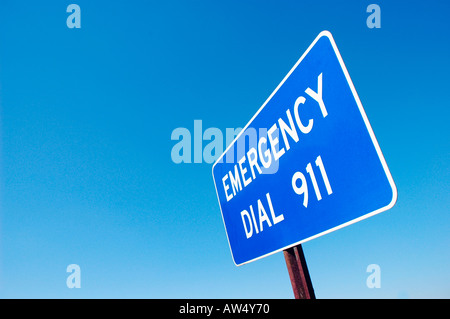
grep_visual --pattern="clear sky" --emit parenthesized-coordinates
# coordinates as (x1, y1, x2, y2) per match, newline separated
(0, 0, 448, 298)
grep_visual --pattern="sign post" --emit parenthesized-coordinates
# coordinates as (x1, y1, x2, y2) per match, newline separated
(284, 244, 315, 299)
(212, 30, 397, 295)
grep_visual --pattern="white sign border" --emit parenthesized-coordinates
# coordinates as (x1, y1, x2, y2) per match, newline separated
(212, 30, 398, 266)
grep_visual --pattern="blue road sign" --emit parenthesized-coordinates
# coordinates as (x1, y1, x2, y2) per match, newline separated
(212, 31, 397, 266)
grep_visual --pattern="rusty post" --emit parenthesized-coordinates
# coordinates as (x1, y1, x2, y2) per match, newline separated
(283, 244, 315, 299)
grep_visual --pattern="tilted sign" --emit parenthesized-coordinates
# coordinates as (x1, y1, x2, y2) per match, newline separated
(212, 31, 397, 266)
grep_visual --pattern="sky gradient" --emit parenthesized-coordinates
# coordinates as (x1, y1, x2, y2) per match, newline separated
(0, 0, 449, 298)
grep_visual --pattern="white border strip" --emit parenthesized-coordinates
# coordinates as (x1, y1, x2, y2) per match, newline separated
(212, 31, 398, 266)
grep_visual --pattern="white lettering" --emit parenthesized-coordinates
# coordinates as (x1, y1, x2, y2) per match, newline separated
(278, 109, 299, 151)
(294, 96, 313, 134)
(305, 73, 328, 117)
(222, 174, 233, 201)
(241, 210, 253, 239)
(267, 124, 285, 161)
(238, 156, 252, 187)
(229, 165, 242, 196)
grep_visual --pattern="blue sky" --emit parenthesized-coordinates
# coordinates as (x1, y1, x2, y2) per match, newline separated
(0, 0, 449, 298)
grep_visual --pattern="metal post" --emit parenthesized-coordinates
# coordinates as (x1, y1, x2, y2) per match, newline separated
(283, 244, 315, 299)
